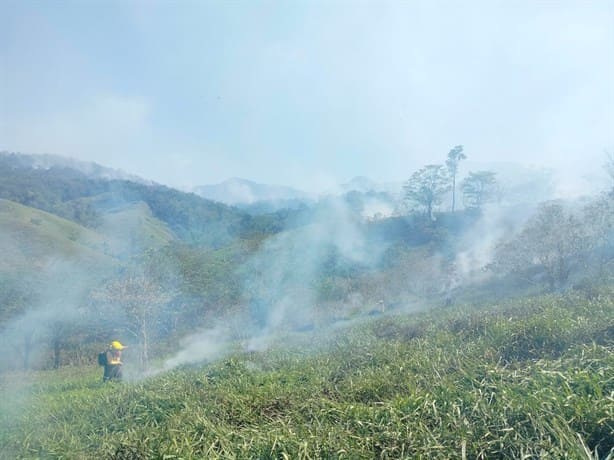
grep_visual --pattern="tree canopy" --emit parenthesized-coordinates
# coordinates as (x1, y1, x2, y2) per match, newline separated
(403, 164, 451, 220)
(461, 170, 498, 210)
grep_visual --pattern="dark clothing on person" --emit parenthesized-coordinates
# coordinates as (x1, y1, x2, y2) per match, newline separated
(103, 349, 123, 382)
(103, 363, 122, 381)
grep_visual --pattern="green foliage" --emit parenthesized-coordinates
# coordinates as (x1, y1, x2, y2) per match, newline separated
(582, 193, 614, 276)
(0, 156, 255, 247)
(2, 153, 613, 458)
(153, 242, 250, 296)
(0, 199, 115, 267)
(403, 165, 451, 220)
(461, 170, 498, 210)
(494, 202, 588, 290)
(1, 291, 612, 459)
(0, 157, 106, 228)
(95, 201, 176, 257)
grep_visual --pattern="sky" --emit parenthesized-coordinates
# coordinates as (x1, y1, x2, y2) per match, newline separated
(1, 0, 613, 193)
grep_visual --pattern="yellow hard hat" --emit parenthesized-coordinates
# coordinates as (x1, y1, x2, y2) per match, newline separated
(110, 341, 126, 350)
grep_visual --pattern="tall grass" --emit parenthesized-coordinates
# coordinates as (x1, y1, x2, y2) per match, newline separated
(1, 291, 612, 459)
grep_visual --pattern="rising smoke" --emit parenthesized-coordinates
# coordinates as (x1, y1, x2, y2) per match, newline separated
(152, 196, 381, 373)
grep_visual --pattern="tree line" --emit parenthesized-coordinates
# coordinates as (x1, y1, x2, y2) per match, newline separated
(402, 145, 500, 220)
(1, 150, 612, 372)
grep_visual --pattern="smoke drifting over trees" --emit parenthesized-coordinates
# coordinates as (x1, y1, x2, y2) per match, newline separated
(0, 150, 611, 377)
(1, 2, 612, 455)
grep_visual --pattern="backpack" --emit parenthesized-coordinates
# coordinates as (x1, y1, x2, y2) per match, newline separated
(98, 351, 107, 366)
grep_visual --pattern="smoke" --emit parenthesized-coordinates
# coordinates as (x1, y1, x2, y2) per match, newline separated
(452, 201, 539, 291)
(4, 158, 604, 386)
(361, 195, 396, 220)
(213, 179, 258, 204)
(0, 257, 97, 370)
(162, 326, 229, 369)
(156, 189, 552, 376)
(139, 324, 233, 379)
(155, 196, 379, 371)
(0, 253, 101, 442)
(244, 197, 371, 345)
(0, 192, 170, 375)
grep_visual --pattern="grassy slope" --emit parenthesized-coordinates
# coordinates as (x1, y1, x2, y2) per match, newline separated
(0, 199, 115, 271)
(1, 291, 612, 459)
(0, 198, 175, 270)
(95, 200, 176, 257)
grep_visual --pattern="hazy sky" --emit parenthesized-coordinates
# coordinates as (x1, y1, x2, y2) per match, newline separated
(1, 0, 612, 192)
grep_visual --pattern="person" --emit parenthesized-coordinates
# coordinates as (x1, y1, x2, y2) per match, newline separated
(103, 341, 127, 382)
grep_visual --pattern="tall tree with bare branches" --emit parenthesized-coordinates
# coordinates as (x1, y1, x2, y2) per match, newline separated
(96, 271, 171, 370)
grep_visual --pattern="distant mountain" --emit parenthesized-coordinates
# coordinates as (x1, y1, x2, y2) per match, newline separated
(340, 176, 402, 196)
(192, 176, 405, 218)
(193, 178, 312, 206)
(340, 176, 379, 194)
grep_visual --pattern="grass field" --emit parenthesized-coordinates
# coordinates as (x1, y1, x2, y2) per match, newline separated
(0, 199, 114, 270)
(0, 198, 177, 269)
(1, 290, 612, 459)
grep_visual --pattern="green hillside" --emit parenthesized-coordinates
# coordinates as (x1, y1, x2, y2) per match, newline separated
(0, 198, 182, 326)
(1, 291, 611, 459)
(0, 155, 253, 246)
(0, 197, 182, 265)
(0, 199, 115, 271)
(94, 199, 177, 257)
(0, 154, 612, 458)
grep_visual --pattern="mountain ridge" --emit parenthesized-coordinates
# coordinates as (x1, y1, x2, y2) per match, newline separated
(0, 150, 151, 184)
(192, 177, 311, 205)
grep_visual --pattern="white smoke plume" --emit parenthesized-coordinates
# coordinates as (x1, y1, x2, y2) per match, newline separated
(155, 196, 378, 371)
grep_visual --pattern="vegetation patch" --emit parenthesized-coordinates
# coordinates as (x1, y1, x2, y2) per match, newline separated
(1, 292, 612, 459)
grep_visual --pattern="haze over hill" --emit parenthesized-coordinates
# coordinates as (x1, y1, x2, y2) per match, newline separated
(1, 151, 612, 457)
(1, 150, 611, 361)
(193, 177, 311, 205)
(0, 151, 150, 185)
(4, 149, 606, 213)
(2, 2, 611, 191)
(190, 161, 596, 213)
(0, 2, 613, 457)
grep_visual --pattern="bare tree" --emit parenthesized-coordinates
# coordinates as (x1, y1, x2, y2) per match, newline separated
(96, 271, 171, 370)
